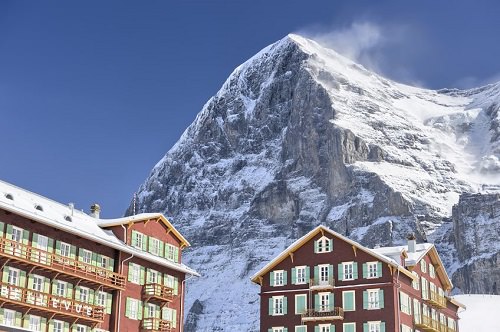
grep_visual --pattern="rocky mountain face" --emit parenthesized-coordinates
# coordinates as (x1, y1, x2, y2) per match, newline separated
(126, 35, 500, 331)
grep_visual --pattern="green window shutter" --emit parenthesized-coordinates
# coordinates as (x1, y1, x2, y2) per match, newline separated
(283, 296, 288, 314)
(148, 237, 153, 254)
(89, 289, 95, 304)
(173, 277, 179, 295)
(155, 304, 161, 318)
(0, 221, 4, 236)
(125, 298, 131, 318)
(128, 263, 134, 281)
(314, 294, 319, 311)
(283, 270, 288, 286)
(291, 268, 296, 284)
(159, 240, 164, 257)
(268, 298, 273, 315)
(363, 291, 368, 309)
(70, 245, 76, 260)
(379, 289, 385, 308)
(15, 311, 22, 327)
(172, 308, 177, 327)
(329, 264, 333, 280)
(131, 230, 138, 246)
(329, 238, 333, 251)
(75, 287, 81, 301)
(6, 224, 13, 239)
(96, 254, 103, 268)
(0, 309, 3, 325)
(305, 266, 310, 282)
(108, 258, 115, 271)
(296, 295, 306, 314)
(32, 233, 39, 247)
(138, 301, 143, 320)
(146, 269, 151, 284)
(329, 292, 334, 309)
(64, 322, 70, 332)
(2, 267, 9, 283)
(107, 293, 113, 314)
(338, 263, 343, 281)
(377, 262, 383, 277)
(77, 249, 83, 262)
(23, 315, 30, 329)
(353, 263, 358, 279)
(51, 281, 58, 295)
(22, 229, 29, 245)
(270, 272, 275, 286)
(380, 322, 386, 332)
(315, 326, 320, 332)
(363, 323, 369, 332)
(362, 263, 367, 278)
(314, 265, 319, 283)
(344, 292, 354, 311)
(331, 324, 335, 332)
(44, 277, 50, 293)
(140, 266, 146, 285)
(284, 328, 288, 332)
(48, 320, 54, 332)
(55, 241, 61, 255)
(19, 270, 26, 287)
(268, 329, 273, 332)
(142, 235, 148, 251)
(27, 275, 34, 290)
(66, 283, 73, 299)
(174, 247, 179, 263)
(47, 237, 54, 252)
(314, 240, 318, 253)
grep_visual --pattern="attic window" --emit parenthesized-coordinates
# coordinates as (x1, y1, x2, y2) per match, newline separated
(35, 204, 44, 212)
(5, 193, 13, 200)
(64, 215, 72, 222)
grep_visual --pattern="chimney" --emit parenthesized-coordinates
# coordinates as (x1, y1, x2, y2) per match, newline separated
(407, 233, 416, 253)
(90, 203, 101, 219)
(68, 203, 74, 216)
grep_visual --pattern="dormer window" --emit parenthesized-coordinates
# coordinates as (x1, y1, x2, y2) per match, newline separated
(5, 193, 13, 200)
(64, 215, 72, 222)
(314, 236, 333, 253)
(35, 204, 43, 212)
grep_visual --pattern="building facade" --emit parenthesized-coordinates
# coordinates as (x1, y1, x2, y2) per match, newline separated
(0, 179, 199, 332)
(251, 226, 464, 332)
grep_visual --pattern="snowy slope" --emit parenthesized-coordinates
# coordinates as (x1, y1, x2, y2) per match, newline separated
(454, 294, 500, 331)
(129, 34, 500, 331)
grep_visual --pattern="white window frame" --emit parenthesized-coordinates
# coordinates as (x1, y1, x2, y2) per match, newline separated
(59, 242, 71, 257)
(343, 322, 356, 332)
(429, 264, 436, 278)
(81, 249, 92, 264)
(149, 238, 161, 256)
(420, 259, 427, 273)
(129, 298, 139, 319)
(79, 286, 89, 303)
(55, 280, 66, 297)
(400, 291, 411, 315)
(274, 270, 284, 286)
(3, 308, 15, 326)
(29, 315, 41, 331)
(318, 292, 330, 312)
(53, 320, 64, 332)
(316, 236, 332, 253)
(7, 267, 20, 286)
(147, 303, 156, 318)
(272, 296, 284, 315)
(96, 291, 107, 307)
(343, 262, 354, 280)
(76, 325, 87, 332)
(367, 261, 378, 278)
(295, 326, 307, 332)
(368, 321, 381, 332)
(319, 324, 331, 332)
(133, 232, 144, 249)
(272, 328, 285, 332)
(130, 263, 141, 284)
(148, 269, 160, 284)
(295, 266, 306, 284)
(295, 294, 307, 315)
(318, 264, 330, 283)
(165, 244, 176, 261)
(367, 289, 380, 310)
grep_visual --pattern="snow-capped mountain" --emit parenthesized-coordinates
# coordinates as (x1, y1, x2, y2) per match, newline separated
(126, 34, 500, 331)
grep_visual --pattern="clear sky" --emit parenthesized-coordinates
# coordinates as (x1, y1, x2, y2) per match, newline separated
(2, 1, 500, 218)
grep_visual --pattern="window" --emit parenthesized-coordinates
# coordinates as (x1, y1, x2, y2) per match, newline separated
(147, 303, 156, 318)
(429, 264, 436, 278)
(7, 267, 19, 286)
(365, 261, 380, 278)
(76, 325, 87, 332)
(10, 226, 23, 256)
(272, 328, 285, 332)
(270, 296, 286, 315)
(165, 244, 178, 262)
(400, 324, 412, 332)
(147, 269, 160, 284)
(129, 263, 142, 284)
(53, 320, 64, 332)
(366, 321, 382, 332)
(3, 309, 15, 326)
(55, 281, 66, 297)
(343, 290, 355, 311)
(295, 294, 307, 315)
(132, 231, 145, 249)
(343, 322, 356, 332)
(318, 292, 330, 312)
(399, 291, 411, 315)
(96, 291, 107, 307)
(149, 237, 162, 256)
(412, 272, 420, 290)
(315, 236, 332, 253)
(100, 255, 109, 269)
(341, 262, 355, 280)
(295, 326, 307, 332)
(80, 249, 92, 264)
(126, 298, 142, 320)
(318, 324, 332, 332)
(421, 277, 429, 299)
(59, 242, 71, 257)
(79, 286, 89, 302)
(448, 317, 456, 330)
(294, 266, 307, 284)
(31, 275, 43, 292)
(29, 315, 41, 331)
(420, 259, 427, 273)
(366, 289, 383, 309)
(413, 299, 422, 324)
(272, 270, 285, 286)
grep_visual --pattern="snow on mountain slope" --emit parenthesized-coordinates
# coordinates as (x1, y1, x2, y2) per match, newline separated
(129, 34, 500, 331)
(454, 294, 500, 331)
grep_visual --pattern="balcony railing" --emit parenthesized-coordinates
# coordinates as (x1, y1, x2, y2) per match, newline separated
(0, 281, 104, 325)
(0, 237, 125, 289)
(427, 291, 447, 308)
(143, 283, 174, 303)
(414, 315, 440, 332)
(309, 277, 335, 290)
(141, 318, 172, 332)
(301, 307, 344, 322)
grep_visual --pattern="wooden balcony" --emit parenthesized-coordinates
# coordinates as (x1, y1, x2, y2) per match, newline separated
(426, 291, 447, 308)
(0, 237, 125, 290)
(301, 307, 344, 322)
(141, 318, 172, 332)
(142, 283, 174, 304)
(0, 281, 104, 327)
(309, 277, 335, 290)
(414, 315, 440, 332)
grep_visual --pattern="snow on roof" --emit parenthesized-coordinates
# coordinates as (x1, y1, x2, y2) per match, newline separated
(372, 243, 434, 266)
(0, 179, 199, 277)
(251, 225, 416, 283)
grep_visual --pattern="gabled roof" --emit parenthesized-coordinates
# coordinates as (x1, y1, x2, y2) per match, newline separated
(251, 225, 416, 283)
(97, 214, 190, 248)
(0, 179, 199, 277)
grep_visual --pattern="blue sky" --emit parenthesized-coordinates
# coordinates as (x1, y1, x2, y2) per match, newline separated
(2, 1, 500, 217)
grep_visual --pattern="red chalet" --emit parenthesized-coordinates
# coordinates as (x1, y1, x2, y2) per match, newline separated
(0, 179, 199, 332)
(251, 225, 465, 332)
